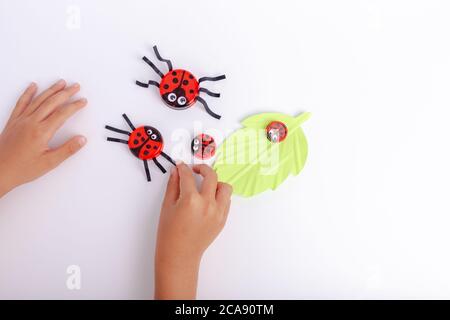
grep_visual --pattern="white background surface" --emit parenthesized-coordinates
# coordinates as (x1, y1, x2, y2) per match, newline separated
(0, 0, 450, 299)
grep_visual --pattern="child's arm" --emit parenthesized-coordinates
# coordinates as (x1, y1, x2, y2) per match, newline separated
(155, 163, 232, 300)
(0, 80, 87, 197)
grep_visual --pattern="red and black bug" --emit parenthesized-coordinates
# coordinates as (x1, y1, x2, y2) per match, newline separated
(136, 46, 225, 120)
(266, 121, 288, 143)
(191, 134, 216, 160)
(105, 114, 175, 182)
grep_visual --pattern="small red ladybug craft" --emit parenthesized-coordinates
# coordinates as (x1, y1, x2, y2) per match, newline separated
(191, 134, 216, 160)
(136, 46, 226, 120)
(105, 114, 175, 182)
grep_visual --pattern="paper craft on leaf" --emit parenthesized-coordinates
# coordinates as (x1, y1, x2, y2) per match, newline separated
(105, 114, 175, 182)
(213, 112, 310, 197)
(136, 46, 226, 120)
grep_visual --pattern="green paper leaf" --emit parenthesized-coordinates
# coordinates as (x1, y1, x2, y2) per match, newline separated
(213, 112, 310, 197)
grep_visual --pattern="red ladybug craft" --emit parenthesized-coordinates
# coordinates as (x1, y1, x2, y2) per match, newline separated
(266, 121, 288, 143)
(105, 114, 175, 182)
(136, 46, 226, 120)
(191, 134, 216, 160)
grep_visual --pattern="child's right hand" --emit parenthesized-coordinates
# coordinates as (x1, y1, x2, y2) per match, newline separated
(0, 80, 87, 197)
(155, 163, 233, 299)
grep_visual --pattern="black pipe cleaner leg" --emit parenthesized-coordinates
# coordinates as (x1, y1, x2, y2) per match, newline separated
(198, 75, 226, 83)
(153, 158, 167, 174)
(122, 114, 136, 130)
(136, 80, 160, 88)
(196, 96, 221, 120)
(107, 137, 128, 144)
(160, 152, 176, 166)
(199, 87, 221, 98)
(142, 56, 164, 78)
(105, 125, 131, 136)
(153, 46, 173, 72)
(143, 160, 151, 182)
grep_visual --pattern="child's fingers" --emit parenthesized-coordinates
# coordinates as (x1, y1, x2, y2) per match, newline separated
(163, 166, 180, 205)
(222, 197, 232, 222)
(45, 135, 87, 169)
(10, 83, 37, 120)
(45, 98, 87, 134)
(177, 162, 197, 196)
(33, 83, 80, 121)
(216, 182, 233, 212)
(25, 79, 66, 116)
(193, 164, 218, 199)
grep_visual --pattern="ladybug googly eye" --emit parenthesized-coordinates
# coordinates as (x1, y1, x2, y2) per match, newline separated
(151, 134, 157, 140)
(147, 129, 153, 135)
(193, 139, 200, 145)
(168, 93, 177, 103)
(193, 145, 199, 151)
(268, 129, 280, 142)
(177, 96, 187, 106)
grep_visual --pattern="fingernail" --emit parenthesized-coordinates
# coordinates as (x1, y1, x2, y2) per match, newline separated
(78, 136, 87, 147)
(56, 79, 65, 85)
(72, 83, 80, 89)
(80, 98, 88, 104)
(176, 160, 184, 166)
(29, 82, 36, 88)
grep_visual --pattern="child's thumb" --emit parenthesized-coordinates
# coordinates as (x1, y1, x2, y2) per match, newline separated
(163, 166, 180, 205)
(46, 135, 87, 169)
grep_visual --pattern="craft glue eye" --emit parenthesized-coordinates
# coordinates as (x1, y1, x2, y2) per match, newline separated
(271, 133, 279, 142)
(168, 93, 177, 102)
(178, 96, 187, 105)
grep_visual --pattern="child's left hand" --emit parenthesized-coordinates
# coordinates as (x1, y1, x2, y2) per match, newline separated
(0, 80, 87, 197)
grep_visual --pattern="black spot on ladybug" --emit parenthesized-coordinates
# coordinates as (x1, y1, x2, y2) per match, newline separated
(183, 80, 189, 85)
(144, 151, 149, 156)
(137, 133, 141, 137)
(190, 89, 194, 94)
(173, 78, 179, 84)
(146, 145, 150, 149)
(153, 146, 158, 150)
(163, 84, 169, 89)
(141, 137, 145, 142)
(133, 139, 139, 144)
(189, 74, 193, 79)
(172, 71, 177, 76)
